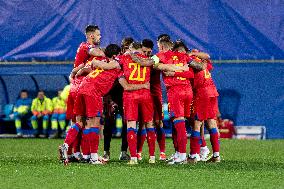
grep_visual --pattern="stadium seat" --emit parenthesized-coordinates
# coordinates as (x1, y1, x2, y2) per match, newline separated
(1, 104, 14, 121)
(32, 75, 68, 98)
(1, 75, 37, 104)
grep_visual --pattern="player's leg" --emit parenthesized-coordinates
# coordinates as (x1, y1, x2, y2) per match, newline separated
(103, 112, 112, 162)
(123, 94, 138, 164)
(167, 88, 187, 164)
(137, 121, 146, 161)
(86, 116, 103, 164)
(200, 122, 210, 161)
(141, 94, 156, 163)
(205, 97, 220, 163)
(60, 93, 85, 164)
(153, 95, 166, 160)
(188, 120, 202, 163)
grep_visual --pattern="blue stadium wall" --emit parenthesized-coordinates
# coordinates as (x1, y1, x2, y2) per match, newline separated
(0, 0, 283, 61)
(0, 63, 283, 139)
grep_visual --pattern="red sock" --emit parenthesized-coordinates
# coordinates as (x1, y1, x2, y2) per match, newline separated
(156, 127, 166, 153)
(89, 127, 100, 154)
(190, 131, 201, 155)
(64, 123, 81, 147)
(73, 132, 82, 153)
(67, 144, 73, 155)
(209, 128, 220, 153)
(137, 129, 146, 153)
(201, 136, 207, 147)
(127, 128, 137, 158)
(172, 126, 179, 152)
(174, 120, 187, 153)
(146, 128, 156, 156)
(81, 128, 90, 157)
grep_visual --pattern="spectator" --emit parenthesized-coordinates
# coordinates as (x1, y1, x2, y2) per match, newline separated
(217, 114, 236, 139)
(50, 90, 67, 138)
(31, 90, 52, 137)
(12, 90, 32, 137)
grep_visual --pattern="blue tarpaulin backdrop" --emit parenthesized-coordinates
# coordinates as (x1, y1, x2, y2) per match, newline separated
(0, 0, 284, 61)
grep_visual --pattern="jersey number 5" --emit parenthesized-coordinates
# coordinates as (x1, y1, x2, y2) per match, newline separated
(129, 63, 146, 81)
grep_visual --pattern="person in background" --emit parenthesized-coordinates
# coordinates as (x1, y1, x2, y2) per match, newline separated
(50, 90, 67, 138)
(12, 90, 32, 137)
(217, 113, 236, 139)
(31, 90, 53, 137)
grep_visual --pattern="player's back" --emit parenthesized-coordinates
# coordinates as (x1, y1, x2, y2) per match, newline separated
(74, 42, 95, 68)
(158, 50, 191, 88)
(193, 59, 218, 98)
(119, 54, 151, 85)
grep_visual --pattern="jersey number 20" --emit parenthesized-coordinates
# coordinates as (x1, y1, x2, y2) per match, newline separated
(128, 63, 146, 81)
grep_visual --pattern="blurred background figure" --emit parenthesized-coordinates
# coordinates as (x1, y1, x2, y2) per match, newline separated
(12, 90, 32, 137)
(217, 113, 236, 139)
(31, 90, 53, 137)
(50, 90, 67, 139)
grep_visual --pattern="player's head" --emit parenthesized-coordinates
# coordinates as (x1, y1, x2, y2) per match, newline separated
(157, 37, 173, 52)
(142, 39, 154, 57)
(121, 37, 134, 54)
(172, 39, 189, 53)
(37, 90, 45, 100)
(105, 44, 121, 59)
(20, 89, 28, 99)
(129, 41, 143, 54)
(85, 25, 101, 45)
(157, 34, 171, 41)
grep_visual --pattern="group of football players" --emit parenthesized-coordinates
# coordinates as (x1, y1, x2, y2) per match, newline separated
(58, 24, 220, 165)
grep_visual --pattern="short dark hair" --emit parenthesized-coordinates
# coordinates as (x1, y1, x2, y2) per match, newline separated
(105, 44, 121, 58)
(21, 89, 28, 94)
(121, 37, 134, 49)
(85, 25, 99, 33)
(172, 39, 189, 52)
(142, 39, 154, 49)
(130, 41, 142, 50)
(157, 34, 171, 41)
(38, 90, 45, 94)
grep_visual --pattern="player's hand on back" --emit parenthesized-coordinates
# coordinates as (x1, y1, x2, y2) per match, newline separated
(143, 82, 150, 89)
(164, 71, 175, 76)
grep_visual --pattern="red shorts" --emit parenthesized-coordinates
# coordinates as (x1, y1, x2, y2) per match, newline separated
(152, 94, 163, 121)
(167, 85, 193, 118)
(123, 90, 153, 122)
(194, 96, 218, 121)
(73, 93, 103, 118)
(66, 91, 76, 121)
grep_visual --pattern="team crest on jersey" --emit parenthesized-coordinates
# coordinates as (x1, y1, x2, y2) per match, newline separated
(172, 56, 178, 61)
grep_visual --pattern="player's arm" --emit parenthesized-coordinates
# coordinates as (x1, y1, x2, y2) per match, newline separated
(92, 59, 121, 70)
(188, 60, 206, 71)
(129, 53, 154, 67)
(75, 65, 92, 77)
(164, 68, 194, 79)
(69, 64, 85, 82)
(188, 51, 210, 60)
(118, 77, 149, 91)
(151, 55, 189, 72)
(88, 47, 105, 57)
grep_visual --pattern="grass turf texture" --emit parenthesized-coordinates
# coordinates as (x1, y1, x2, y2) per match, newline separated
(0, 139, 283, 189)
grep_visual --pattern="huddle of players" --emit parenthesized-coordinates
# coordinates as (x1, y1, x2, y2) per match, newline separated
(58, 24, 220, 165)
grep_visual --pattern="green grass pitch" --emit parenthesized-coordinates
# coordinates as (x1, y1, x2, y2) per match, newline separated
(0, 139, 283, 189)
